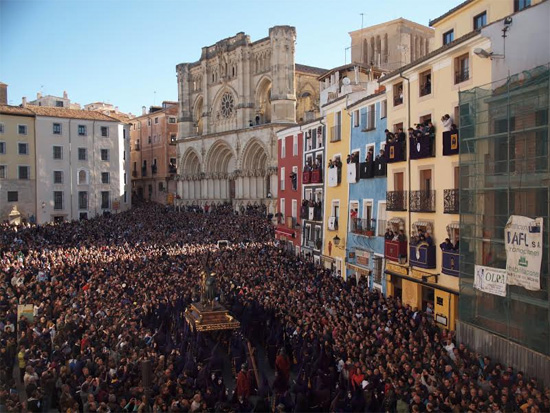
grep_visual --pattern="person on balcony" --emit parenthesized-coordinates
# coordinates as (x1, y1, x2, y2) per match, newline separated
(396, 128, 406, 143)
(397, 230, 407, 243)
(385, 129, 395, 144)
(440, 238, 453, 251)
(424, 232, 434, 246)
(385, 229, 394, 240)
(453, 240, 460, 251)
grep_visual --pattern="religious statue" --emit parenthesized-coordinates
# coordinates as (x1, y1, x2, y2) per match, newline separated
(201, 271, 217, 309)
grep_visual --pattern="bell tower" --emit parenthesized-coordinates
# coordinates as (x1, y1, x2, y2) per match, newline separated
(269, 25, 296, 124)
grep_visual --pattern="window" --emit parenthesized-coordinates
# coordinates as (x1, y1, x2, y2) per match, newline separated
(280, 198, 285, 220)
(18, 142, 28, 155)
(381, 100, 387, 119)
(292, 199, 297, 219)
(53, 146, 63, 160)
(18, 125, 27, 135)
(281, 139, 286, 158)
(101, 172, 110, 184)
(168, 117, 177, 124)
(393, 82, 403, 106)
(124, 172, 127, 184)
(377, 202, 387, 236)
(124, 191, 128, 203)
(148, 136, 152, 144)
(53, 170, 63, 184)
(353, 110, 360, 127)
(0, 165, 6, 179)
(18, 166, 29, 180)
(79, 212, 88, 220)
(419, 70, 432, 96)
(443, 29, 454, 45)
(78, 169, 88, 185)
(78, 125, 87, 136)
(362, 199, 373, 223)
(78, 147, 87, 161)
(291, 166, 298, 190)
(101, 126, 108, 137)
(366, 104, 376, 130)
(101, 191, 110, 209)
(100, 149, 109, 161)
(155, 117, 159, 124)
(292, 135, 298, 156)
(53, 123, 62, 135)
(473, 11, 487, 30)
(78, 191, 88, 210)
(147, 119, 151, 126)
(0, 141, 5, 154)
(7, 191, 18, 202)
(454, 53, 470, 84)
(53, 191, 64, 210)
(280, 166, 285, 190)
(55, 100, 64, 107)
(0, 123, 4, 133)
(158, 182, 164, 191)
(514, 0, 531, 12)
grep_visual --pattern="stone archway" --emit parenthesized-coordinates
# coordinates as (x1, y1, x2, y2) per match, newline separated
(238, 138, 269, 201)
(204, 140, 236, 200)
(255, 76, 272, 125)
(180, 148, 202, 200)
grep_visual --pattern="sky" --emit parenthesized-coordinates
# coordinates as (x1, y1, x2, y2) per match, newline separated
(0, 0, 459, 116)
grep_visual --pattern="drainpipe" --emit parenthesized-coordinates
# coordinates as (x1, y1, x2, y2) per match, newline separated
(399, 72, 412, 252)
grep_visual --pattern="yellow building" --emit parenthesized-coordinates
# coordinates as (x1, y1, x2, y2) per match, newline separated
(320, 65, 374, 277)
(378, 0, 536, 330)
(0, 105, 36, 222)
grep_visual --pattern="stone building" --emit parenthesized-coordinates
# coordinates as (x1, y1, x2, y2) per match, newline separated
(175, 26, 324, 211)
(349, 18, 434, 72)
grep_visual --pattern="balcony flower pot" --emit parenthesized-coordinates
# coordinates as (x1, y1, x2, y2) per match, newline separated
(365, 230, 375, 237)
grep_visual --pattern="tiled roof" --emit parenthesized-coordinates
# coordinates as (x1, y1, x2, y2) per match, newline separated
(318, 63, 372, 81)
(24, 105, 120, 122)
(347, 90, 387, 109)
(296, 63, 328, 76)
(0, 105, 35, 117)
(429, 0, 475, 26)
(379, 30, 480, 83)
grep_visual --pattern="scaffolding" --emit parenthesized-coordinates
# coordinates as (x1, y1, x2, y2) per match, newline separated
(458, 64, 550, 356)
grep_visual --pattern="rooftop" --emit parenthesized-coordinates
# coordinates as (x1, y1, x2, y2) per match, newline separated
(0, 105, 35, 117)
(24, 105, 120, 121)
(296, 63, 328, 76)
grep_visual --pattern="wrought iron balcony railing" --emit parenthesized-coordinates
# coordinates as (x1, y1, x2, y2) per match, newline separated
(409, 190, 436, 212)
(386, 190, 407, 211)
(443, 189, 459, 214)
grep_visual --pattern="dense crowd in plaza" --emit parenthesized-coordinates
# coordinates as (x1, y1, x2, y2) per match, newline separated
(0, 204, 548, 413)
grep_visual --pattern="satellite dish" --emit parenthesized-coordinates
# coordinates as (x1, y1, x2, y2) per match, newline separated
(342, 77, 351, 86)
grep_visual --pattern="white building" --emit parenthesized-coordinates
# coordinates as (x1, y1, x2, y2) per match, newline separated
(25, 105, 131, 223)
(27, 91, 81, 110)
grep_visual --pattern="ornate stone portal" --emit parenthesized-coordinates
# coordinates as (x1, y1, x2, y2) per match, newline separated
(184, 271, 240, 332)
(175, 26, 324, 212)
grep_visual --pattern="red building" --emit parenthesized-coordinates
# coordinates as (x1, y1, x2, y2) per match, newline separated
(275, 125, 303, 253)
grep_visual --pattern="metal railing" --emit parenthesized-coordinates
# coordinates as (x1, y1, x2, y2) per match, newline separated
(409, 190, 436, 212)
(386, 190, 407, 211)
(455, 69, 470, 84)
(443, 189, 459, 214)
(350, 218, 376, 236)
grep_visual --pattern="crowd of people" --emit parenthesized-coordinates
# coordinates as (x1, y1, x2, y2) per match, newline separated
(1, 203, 548, 412)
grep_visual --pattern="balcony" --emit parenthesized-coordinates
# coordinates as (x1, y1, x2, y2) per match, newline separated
(442, 249, 459, 277)
(393, 96, 403, 106)
(409, 135, 434, 159)
(386, 191, 407, 211)
(409, 244, 436, 269)
(132, 170, 138, 178)
(360, 161, 375, 179)
(350, 218, 376, 236)
(306, 239, 322, 250)
(311, 169, 322, 183)
(455, 69, 469, 84)
(327, 167, 342, 187)
(287, 216, 298, 229)
(409, 190, 436, 213)
(169, 165, 178, 175)
(444, 189, 459, 214)
(386, 141, 406, 163)
(330, 125, 341, 142)
(141, 167, 147, 177)
(152, 164, 158, 175)
(303, 170, 311, 184)
(328, 216, 338, 231)
(385, 239, 407, 263)
(442, 130, 459, 156)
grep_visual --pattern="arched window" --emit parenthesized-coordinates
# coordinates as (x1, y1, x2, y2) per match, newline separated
(78, 169, 88, 185)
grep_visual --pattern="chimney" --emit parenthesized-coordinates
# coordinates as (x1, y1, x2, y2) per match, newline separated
(37, 92, 42, 99)
(63, 91, 68, 99)
(22, 97, 27, 107)
(0, 83, 7, 105)
(142, 106, 146, 115)
(115, 106, 119, 114)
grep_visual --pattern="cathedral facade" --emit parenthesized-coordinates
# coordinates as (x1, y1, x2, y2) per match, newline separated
(175, 26, 324, 211)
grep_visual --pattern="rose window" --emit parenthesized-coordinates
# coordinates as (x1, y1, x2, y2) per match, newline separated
(220, 92, 234, 118)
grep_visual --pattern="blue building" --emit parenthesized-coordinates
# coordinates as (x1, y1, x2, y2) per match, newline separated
(345, 92, 388, 293)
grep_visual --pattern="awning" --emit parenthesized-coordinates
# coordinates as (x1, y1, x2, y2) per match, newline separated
(412, 221, 433, 233)
(447, 221, 460, 230)
(387, 217, 405, 229)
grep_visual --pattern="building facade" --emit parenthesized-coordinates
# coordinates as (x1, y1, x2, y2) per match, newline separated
(300, 119, 325, 263)
(27, 91, 81, 110)
(129, 102, 178, 204)
(175, 27, 323, 212)
(26, 106, 131, 223)
(275, 126, 303, 251)
(378, 0, 538, 330)
(349, 18, 434, 72)
(457, 0, 550, 383)
(345, 92, 388, 292)
(0, 105, 36, 222)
